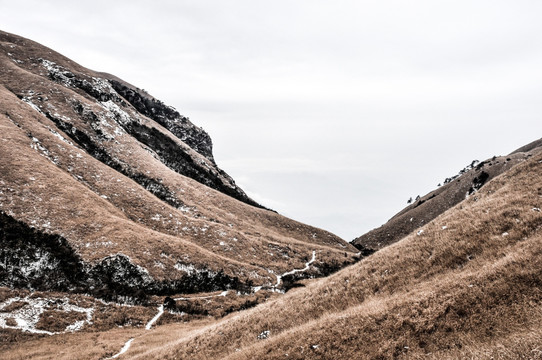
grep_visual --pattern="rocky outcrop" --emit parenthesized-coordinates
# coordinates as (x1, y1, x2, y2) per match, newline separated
(0, 212, 247, 304)
(34, 58, 263, 208)
(108, 78, 215, 163)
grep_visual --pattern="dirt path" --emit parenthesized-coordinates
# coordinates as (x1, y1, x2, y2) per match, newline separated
(274, 250, 316, 288)
(106, 251, 317, 358)
(174, 290, 229, 301)
(145, 305, 164, 330)
(106, 304, 163, 359)
(107, 338, 134, 359)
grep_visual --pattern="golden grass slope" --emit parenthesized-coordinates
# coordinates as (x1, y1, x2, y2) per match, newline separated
(0, 30, 357, 285)
(127, 150, 542, 359)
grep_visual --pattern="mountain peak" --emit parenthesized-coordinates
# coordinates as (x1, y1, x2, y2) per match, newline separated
(1, 30, 357, 305)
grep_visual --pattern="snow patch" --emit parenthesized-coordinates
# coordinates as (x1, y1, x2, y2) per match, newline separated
(151, 214, 161, 221)
(174, 263, 196, 274)
(101, 100, 133, 127)
(48, 128, 73, 145)
(30, 137, 59, 165)
(0, 296, 93, 335)
(22, 98, 43, 114)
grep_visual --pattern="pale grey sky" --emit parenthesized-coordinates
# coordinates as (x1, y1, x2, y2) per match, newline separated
(2, 1, 542, 240)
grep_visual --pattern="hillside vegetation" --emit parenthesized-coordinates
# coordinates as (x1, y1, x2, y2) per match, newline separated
(0, 30, 357, 299)
(119, 150, 542, 359)
(1, 29, 541, 360)
(353, 140, 542, 252)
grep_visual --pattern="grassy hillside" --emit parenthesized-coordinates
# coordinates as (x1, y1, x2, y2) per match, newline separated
(0, 29, 357, 295)
(8, 142, 538, 359)
(352, 141, 542, 252)
(114, 149, 542, 359)
(2, 29, 541, 359)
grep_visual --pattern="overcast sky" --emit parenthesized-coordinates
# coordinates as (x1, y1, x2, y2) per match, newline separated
(2, 1, 542, 240)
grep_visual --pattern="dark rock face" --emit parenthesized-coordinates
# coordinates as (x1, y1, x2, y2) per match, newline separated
(468, 171, 489, 195)
(0, 212, 249, 304)
(125, 121, 262, 208)
(163, 296, 176, 310)
(109, 79, 214, 163)
(0, 212, 86, 292)
(43, 109, 184, 209)
(0, 211, 152, 302)
(36, 58, 262, 209)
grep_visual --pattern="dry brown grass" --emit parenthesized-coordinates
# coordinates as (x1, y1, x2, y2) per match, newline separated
(0, 301, 28, 313)
(354, 149, 541, 252)
(35, 310, 88, 332)
(2, 30, 542, 359)
(113, 150, 542, 359)
(1, 327, 143, 360)
(0, 29, 357, 290)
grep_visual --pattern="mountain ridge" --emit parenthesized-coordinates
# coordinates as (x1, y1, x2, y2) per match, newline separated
(2, 29, 541, 359)
(0, 30, 358, 304)
(352, 139, 542, 251)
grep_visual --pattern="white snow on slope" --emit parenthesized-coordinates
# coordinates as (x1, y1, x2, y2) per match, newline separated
(0, 296, 93, 335)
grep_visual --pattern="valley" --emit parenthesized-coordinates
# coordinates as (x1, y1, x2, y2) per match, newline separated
(1, 29, 541, 359)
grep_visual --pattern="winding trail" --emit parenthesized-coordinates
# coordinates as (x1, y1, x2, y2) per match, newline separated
(145, 305, 164, 330)
(106, 304, 164, 359)
(274, 250, 316, 288)
(107, 338, 134, 359)
(174, 290, 229, 301)
(106, 251, 316, 358)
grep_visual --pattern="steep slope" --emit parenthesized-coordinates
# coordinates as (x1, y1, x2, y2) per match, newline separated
(352, 140, 542, 252)
(0, 30, 358, 300)
(112, 142, 542, 360)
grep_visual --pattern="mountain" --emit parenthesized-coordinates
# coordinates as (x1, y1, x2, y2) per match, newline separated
(91, 140, 540, 360)
(2, 29, 541, 360)
(0, 29, 358, 307)
(352, 139, 542, 252)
